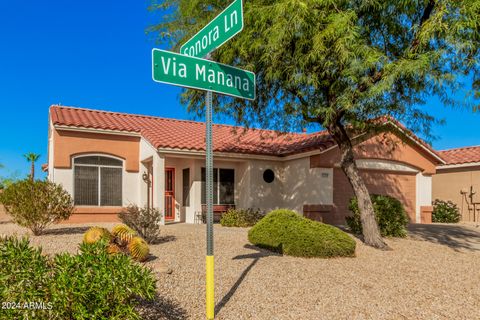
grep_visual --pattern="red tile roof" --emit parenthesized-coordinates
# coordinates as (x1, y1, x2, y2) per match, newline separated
(438, 146, 480, 165)
(50, 105, 336, 156)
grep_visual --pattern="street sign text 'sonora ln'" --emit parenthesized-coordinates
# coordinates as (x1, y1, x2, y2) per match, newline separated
(152, 49, 255, 100)
(180, 0, 243, 58)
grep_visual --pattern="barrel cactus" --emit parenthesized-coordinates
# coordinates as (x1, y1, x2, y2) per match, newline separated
(107, 243, 122, 255)
(83, 227, 111, 244)
(128, 237, 149, 262)
(112, 224, 137, 246)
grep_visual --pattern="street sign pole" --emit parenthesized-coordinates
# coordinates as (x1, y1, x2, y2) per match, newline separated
(152, 2, 253, 319)
(205, 53, 215, 320)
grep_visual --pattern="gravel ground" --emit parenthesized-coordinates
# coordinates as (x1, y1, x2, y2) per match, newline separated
(1, 217, 479, 320)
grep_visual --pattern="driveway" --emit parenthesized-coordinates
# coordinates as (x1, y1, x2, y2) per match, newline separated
(408, 223, 480, 252)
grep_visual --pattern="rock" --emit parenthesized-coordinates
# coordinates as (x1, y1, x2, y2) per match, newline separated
(156, 263, 173, 274)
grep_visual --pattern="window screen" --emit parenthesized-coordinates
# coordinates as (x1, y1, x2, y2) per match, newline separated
(74, 166, 99, 205)
(73, 156, 122, 206)
(74, 156, 122, 166)
(100, 167, 122, 206)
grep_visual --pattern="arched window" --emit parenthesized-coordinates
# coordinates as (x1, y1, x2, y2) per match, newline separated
(73, 155, 123, 206)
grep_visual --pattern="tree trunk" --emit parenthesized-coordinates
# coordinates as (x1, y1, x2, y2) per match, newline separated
(30, 162, 35, 181)
(327, 121, 389, 250)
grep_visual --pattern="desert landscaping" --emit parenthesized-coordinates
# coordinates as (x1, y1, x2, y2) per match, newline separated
(1, 209, 479, 320)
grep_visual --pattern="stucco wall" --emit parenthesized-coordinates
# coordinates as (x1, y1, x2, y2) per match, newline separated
(241, 160, 285, 212)
(53, 129, 141, 172)
(432, 167, 480, 222)
(416, 173, 432, 223)
(283, 158, 333, 213)
(311, 132, 439, 175)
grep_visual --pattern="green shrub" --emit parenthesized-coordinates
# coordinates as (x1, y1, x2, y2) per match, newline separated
(432, 199, 461, 223)
(0, 179, 74, 235)
(51, 241, 156, 319)
(248, 209, 356, 258)
(220, 208, 264, 227)
(0, 236, 156, 320)
(347, 194, 409, 237)
(119, 205, 162, 244)
(0, 236, 53, 319)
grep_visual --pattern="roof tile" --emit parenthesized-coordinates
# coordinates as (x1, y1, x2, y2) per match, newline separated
(438, 146, 480, 165)
(50, 105, 334, 156)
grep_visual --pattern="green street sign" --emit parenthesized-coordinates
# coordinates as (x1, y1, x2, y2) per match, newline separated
(152, 48, 255, 100)
(180, 0, 243, 58)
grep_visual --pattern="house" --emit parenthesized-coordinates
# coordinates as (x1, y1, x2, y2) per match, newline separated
(46, 105, 444, 224)
(433, 146, 480, 222)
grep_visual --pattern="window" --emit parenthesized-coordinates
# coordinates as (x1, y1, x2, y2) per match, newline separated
(201, 168, 234, 205)
(74, 155, 122, 206)
(182, 168, 190, 206)
(263, 169, 275, 183)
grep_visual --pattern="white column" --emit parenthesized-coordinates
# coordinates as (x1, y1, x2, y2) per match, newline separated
(153, 153, 165, 225)
(416, 173, 432, 223)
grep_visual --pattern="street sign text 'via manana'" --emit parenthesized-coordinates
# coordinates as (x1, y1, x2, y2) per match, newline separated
(152, 49, 255, 100)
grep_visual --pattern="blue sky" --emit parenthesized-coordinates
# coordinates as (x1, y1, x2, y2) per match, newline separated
(0, 1, 479, 179)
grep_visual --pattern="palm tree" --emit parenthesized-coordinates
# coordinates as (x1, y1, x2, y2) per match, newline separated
(24, 153, 40, 181)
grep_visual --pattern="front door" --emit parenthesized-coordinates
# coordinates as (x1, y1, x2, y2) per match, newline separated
(165, 168, 175, 221)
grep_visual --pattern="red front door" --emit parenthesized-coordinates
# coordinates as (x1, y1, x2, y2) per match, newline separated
(165, 168, 175, 221)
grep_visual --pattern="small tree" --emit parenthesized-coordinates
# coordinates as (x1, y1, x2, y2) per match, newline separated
(23, 153, 40, 181)
(0, 179, 74, 235)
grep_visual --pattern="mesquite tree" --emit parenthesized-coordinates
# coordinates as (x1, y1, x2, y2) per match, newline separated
(150, 0, 480, 249)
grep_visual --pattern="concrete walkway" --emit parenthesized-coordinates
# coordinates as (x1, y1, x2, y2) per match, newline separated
(408, 223, 480, 252)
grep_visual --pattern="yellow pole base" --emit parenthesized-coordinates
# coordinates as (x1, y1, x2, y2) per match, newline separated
(206, 255, 215, 319)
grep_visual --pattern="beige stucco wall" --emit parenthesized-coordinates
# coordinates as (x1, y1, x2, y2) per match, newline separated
(432, 167, 480, 221)
(283, 158, 333, 213)
(241, 160, 285, 212)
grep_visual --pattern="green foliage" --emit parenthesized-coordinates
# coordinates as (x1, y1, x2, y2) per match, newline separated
(220, 208, 264, 227)
(51, 241, 156, 319)
(119, 205, 162, 244)
(0, 236, 53, 319)
(248, 209, 356, 258)
(432, 199, 461, 223)
(347, 195, 409, 237)
(0, 236, 156, 320)
(0, 179, 74, 235)
(151, 0, 480, 135)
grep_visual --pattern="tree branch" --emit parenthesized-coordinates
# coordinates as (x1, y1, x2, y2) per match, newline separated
(411, 0, 436, 52)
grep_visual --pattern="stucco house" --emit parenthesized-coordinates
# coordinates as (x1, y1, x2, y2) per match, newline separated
(433, 146, 480, 222)
(46, 105, 444, 224)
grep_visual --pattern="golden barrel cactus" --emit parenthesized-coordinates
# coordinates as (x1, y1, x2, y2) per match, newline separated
(107, 243, 122, 255)
(128, 237, 149, 262)
(112, 224, 137, 246)
(83, 227, 111, 244)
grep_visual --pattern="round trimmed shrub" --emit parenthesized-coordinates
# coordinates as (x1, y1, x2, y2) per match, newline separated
(347, 194, 408, 237)
(248, 209, 356, 258)
(432, 199, 461, 223)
